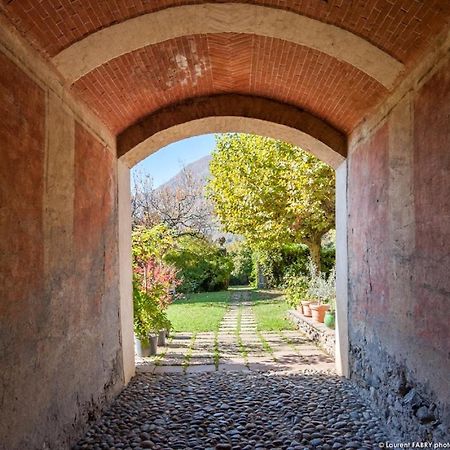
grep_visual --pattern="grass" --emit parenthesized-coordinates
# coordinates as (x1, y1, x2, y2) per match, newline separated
(257, 330, 276, 361)
(251, 289, 296, 331)
(166, 290, 230, 332)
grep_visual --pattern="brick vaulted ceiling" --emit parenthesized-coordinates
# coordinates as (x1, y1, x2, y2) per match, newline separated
(1, 1, 450, 138)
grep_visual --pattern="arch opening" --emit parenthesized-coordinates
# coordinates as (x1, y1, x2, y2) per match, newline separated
(118, 112, 349, 381)
(117, 95, 347, 169)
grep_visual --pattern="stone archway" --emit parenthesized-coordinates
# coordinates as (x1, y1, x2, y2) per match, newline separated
(116, 108, 350, 384)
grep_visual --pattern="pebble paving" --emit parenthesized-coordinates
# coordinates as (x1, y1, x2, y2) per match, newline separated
(75, 291, 388, 449)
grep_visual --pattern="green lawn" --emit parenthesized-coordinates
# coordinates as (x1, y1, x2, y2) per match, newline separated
(251, 289, 296, 331)
(167, 290, 230, 332)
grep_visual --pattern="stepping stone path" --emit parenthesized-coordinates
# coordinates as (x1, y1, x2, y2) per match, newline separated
(136, 289, 334, 374)
(76, 291, 389, 449)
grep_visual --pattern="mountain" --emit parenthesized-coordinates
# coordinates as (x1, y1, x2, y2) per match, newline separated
(159, 154, 238, 243)
(159, 154, 212, 190)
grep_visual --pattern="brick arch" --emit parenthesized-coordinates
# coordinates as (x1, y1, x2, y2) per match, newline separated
(73, 33, 388, 135)
(52, 4, 403, 87)
(117, 95, 347, 168)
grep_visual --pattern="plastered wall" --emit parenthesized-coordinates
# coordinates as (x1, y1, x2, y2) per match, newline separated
(0, 48, 124, 449)
(347, 54, 450, 439)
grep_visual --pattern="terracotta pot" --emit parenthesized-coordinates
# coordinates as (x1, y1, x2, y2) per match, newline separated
(302, 301, 312, 317)
(324, 311, 335, 329)
(310, 303, 330, 323)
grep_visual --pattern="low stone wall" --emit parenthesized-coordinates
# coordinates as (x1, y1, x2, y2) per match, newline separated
(288, 310, 335, 357)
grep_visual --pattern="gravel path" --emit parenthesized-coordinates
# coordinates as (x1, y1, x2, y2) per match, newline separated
(74, 370, 388, 450)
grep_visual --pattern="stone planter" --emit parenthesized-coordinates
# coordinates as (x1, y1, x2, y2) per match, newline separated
(158, 329, 166, 346)
(310, 303, 330, 323)
(324, 310, 335, 329)
(134, 336, 151, 357)
(302, 301, 312, 317)
(149, 335, 158, 355)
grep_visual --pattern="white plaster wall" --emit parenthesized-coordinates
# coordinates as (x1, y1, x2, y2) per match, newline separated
(118, 161, 135, 384)
(335, 161, 349, 377)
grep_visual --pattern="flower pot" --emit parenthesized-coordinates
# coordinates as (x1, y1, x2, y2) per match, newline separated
(149, 335, 158, 355)
(158, 329, 166, 346)
(310, 303, 330, 323)
(134, 336, 151, 357)
(302, 301, 312, 317)
(324, 311, 335, 329)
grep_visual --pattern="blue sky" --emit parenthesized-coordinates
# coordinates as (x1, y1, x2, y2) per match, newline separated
(132, 133, 217, 187)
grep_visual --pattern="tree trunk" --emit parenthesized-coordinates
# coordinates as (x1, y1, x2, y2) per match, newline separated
(307, 240, 322, 273)
(256, 262, 266, 289)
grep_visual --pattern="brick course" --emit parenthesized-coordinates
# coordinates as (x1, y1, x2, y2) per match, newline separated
(2, 0, 448, 65)
(72, 33, 387, 134)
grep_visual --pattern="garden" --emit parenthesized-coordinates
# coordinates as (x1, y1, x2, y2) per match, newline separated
(131, 134, 337, 358)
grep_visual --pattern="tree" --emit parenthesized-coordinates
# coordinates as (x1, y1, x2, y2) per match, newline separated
(132, 167, 214, 236)
(164, 235, 233, 293)
(206, 134, 335, 270)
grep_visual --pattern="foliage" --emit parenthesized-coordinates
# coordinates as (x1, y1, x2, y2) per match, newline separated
(207, 134, 335, 269)
(132, 226, 181, 339)
(282, 254, 336, 308)
(133, 280, 172, 340)
(249, 241, 335, 289)
(132, 224, 175, 262)
(284, 274, 309, 308)
(228, 240, 253, 285)
(134, 256, 181, 310)
(306, 260, 336, 306)
(164, 235, 233, 293)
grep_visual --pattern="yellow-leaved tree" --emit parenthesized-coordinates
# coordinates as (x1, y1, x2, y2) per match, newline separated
(206, 134, 335, 270)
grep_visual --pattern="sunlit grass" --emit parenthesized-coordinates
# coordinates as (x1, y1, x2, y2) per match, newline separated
(167, 290, 229, 332)
(251, 290, 296, 331)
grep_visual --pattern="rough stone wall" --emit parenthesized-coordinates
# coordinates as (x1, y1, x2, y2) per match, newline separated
(347, 56, 450, 440)
(289, 311, 335, 357)
(0, 49, 123, 449)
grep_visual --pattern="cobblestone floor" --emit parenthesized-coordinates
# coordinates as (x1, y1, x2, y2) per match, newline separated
(74, 371, 388, 450)
(136, 290, 334, 375)
(75, 291, 389, 449)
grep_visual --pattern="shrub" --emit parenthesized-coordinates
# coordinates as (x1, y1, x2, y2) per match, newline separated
(284, 273, 309, 308)
(164, 235, 233, 293)
(228, 240, 253, 285)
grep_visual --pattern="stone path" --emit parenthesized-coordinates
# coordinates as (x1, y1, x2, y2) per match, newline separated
(136, 290, 334, 374)
(75, 371, 389, 449)
(75, 291, 389, 449)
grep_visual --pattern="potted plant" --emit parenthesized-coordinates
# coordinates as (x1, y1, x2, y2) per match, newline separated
(323, 268, 336, 329)
(283, 273, 309, 314)
(152, 309, 172, 347)
(301, 300, 313, 317)
(133, 284, 153, 357)
(324, 305, 335, 329)
(310, 302, 329, 323)
(302, 258, 319, 317)
(308, 270, 330, 323)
